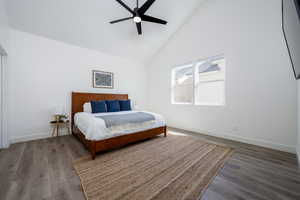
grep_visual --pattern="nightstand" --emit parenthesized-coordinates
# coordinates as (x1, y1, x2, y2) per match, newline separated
(50, 120, 71, 137)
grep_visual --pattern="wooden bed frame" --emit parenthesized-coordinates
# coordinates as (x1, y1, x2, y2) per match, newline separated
(71, 92, 167, 159)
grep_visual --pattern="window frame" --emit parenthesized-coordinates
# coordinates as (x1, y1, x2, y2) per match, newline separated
(171, 54, 226, 106)
(171, 63, 195, 105)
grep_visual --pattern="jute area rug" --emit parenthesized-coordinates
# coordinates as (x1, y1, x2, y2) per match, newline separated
(73, 133, 233, 200)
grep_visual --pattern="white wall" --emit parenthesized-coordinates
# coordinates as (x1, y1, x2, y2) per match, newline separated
(147, 0, 297, 153)
(0, 0, 9, 50)
(7, 29, 147, 143)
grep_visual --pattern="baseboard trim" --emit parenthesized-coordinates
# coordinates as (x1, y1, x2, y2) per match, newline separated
(168, 126, 296, 154)
(10, 131, 70, 144)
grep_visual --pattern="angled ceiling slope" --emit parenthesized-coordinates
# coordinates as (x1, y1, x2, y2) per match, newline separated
(6, 0, 204, 63)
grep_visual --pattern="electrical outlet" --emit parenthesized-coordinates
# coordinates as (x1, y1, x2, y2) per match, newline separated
(232, 126, 239, 132)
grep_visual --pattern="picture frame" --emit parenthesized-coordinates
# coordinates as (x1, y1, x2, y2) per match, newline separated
(92, 70, 114, 89)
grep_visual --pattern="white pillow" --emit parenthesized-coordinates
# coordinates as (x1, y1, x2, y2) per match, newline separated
(83, 102, 92, 113)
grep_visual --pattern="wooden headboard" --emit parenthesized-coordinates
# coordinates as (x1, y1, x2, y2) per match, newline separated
(71, 92, 128, 129)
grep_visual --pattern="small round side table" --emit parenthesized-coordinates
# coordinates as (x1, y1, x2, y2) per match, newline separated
(50, 120, 71, 137)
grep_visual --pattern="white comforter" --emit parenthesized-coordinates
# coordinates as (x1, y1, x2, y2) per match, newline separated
(74, 111, 166, 141)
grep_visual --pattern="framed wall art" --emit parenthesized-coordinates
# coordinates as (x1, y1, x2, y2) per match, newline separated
(92, 70, 114, 89)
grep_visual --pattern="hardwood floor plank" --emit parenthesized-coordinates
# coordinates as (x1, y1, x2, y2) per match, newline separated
(208, 176, 270, 200)
(0, 142, 26, 200)
(9, 141, 37, 200)
(202, 189, 231, 200)
(232, 153, 300, 176)
(218, 165, 300, 200)
(228, 156, 300, 191)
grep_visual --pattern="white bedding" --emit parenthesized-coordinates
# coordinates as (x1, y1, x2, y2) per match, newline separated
(74, 111, 166, 141)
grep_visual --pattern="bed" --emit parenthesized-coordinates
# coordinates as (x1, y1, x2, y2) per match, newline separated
(71, 92, 167, 159)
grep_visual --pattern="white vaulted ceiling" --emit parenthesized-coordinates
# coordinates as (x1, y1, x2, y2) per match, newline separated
(6, 0, 205, 63)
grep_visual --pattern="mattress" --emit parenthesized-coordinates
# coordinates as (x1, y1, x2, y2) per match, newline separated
(74, 111, 166, 141)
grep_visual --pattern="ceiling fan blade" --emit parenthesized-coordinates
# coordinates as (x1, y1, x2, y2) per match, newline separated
(141, 15, 167, 25)
(110, 17, 133, 24)
(136, 22, 142, 35)
(115, 0, 135, 15)
(139, 0, 156, 14)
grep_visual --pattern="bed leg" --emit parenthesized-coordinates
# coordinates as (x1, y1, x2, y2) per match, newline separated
(164, 126, 167, 137)
(91, 152, 96, 160)
(90, 141, 96, 160)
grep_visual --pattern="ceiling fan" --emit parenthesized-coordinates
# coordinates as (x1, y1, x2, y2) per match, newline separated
(110, 0, 167, 35)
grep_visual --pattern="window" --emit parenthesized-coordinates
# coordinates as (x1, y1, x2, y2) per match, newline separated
(171, 64, 194, 104)
(171, 55, 225, 106)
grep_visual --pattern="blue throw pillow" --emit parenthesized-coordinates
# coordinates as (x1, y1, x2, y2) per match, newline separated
(119, 100, 131, 111)
(106, 100, 120, 112)
(91, 101, 107, 113)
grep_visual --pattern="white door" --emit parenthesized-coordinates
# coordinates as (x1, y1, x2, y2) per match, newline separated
(0, 45, 8, 149)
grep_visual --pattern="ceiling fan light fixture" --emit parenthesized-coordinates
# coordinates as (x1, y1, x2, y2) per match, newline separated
(133, 16, 142, 23)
